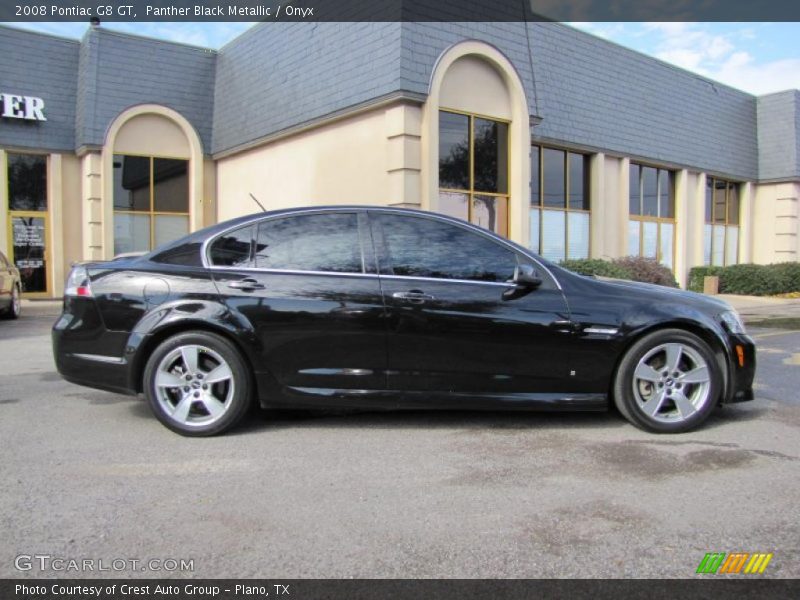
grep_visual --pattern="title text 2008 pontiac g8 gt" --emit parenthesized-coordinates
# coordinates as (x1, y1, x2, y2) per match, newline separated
(53, 207, 755, 436)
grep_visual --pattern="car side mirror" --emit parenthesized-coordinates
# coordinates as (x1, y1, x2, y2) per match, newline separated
(513, 264, 543, 289)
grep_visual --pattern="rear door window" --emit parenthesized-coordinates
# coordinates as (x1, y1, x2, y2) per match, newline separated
(208, 225, 254, 267)
(254, 213, 363, 274)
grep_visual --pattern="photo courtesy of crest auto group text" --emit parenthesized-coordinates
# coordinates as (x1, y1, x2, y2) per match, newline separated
(1, 0, 800, 597)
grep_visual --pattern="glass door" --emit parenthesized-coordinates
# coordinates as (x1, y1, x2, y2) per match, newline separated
(8, 212, 49, 296)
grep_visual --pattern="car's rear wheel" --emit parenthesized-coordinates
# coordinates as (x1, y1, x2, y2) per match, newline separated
(2, 285, 21, 320)
(143, 331, 251, 436)
(613, 329, 721, 433)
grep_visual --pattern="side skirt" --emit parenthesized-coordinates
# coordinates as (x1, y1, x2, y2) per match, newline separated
(268, 387, 608, 412)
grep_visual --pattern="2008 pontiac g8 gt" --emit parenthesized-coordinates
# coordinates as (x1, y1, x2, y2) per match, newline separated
(53, 207, 756, 436)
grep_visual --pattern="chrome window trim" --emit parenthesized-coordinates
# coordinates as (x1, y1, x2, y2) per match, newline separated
(378, 274, 516, 288)
(200, 206, 563, 290)
(207, 265, 378, 279)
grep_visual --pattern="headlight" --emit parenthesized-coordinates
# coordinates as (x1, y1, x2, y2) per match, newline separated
(720, 310, 746, 334)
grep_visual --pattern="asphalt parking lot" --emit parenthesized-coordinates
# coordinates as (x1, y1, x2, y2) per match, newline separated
(1, 314, 799, 578)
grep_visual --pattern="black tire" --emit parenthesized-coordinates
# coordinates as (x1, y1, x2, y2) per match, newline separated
(613, 328, 721, 433)
(1, 285, 21, 320)
(143, 331, 252, 436)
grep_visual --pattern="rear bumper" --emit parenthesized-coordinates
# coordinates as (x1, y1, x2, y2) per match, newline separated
(52, 298, 137, 396)
(723, 333, 756, 404)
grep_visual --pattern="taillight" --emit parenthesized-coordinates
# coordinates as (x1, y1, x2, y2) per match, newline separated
(65, 265, 93, 297)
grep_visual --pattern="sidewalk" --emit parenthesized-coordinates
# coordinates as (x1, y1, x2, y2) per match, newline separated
(716, 294, 800, 324)
(20, 299, 63, 318)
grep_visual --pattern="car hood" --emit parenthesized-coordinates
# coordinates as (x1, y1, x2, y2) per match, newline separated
(593, 276, 734, 314)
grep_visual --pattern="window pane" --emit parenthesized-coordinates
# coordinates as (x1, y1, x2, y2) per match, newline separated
(209, 225, 253, 267)
(568, 153, 589, 211)
(642, 221, 658, 258)
(703, 224, 712, 265)
(727, 183, 740, 225)
(659, 222, 674, 269)
(726, 226, 739, 265)
(660, 170, 675, 218)
(713, 179, 727, 223)
(154, 215, 189, 248)
(377, 214, 516, 283)
(472, 195, 508, 237)
(628, 220, 640, 256)
(255, 213, 362, 273)
(705, 178, 713, 223)
(473, 118, 508, 194)
(529, 208, 541, 253)
(8, 153, 47, 211)
(629, 164, 641, 215)
(439, 111, 469, 190)
(712, 225, 725, 266)
(642, 166, 658, 217)
(541, 209, 566, 262)
(439, 191, 469, 222)
(113, 155, 150, 211)
(567, 211, 590, 260)
(113, 213, 151, 255)
(542, 148, 565, 208)
(153, 158, 188, 213)
(530, 146, 540, 206)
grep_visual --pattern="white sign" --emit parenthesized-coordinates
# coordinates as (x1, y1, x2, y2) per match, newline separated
(1, 93, 46, 121)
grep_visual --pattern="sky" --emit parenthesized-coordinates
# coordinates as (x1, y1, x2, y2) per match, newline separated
(6, 21, 800, 95)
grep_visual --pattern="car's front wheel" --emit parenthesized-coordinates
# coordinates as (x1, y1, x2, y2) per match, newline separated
(143, 331, 252, 436)
(613, 328, 721, 433)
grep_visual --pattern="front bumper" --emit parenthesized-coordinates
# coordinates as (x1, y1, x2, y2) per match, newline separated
(723, 333, 756, 403)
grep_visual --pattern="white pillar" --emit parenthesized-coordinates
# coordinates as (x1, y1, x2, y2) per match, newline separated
(739, 181, 754, 264)
(589, 152, 606, 258)
(48, 153, 65, 297)
(673, 169, 689, 287)
(81, 152, 103, 261)
(0, 149, 7, 257)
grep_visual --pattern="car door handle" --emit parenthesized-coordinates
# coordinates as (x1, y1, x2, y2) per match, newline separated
(227, 278, 265, 291)
(392, 290, 435, 303)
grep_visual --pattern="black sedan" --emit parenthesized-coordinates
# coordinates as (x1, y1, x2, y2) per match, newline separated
(0, 249, 22, 320)
(52, 206, 755, 436)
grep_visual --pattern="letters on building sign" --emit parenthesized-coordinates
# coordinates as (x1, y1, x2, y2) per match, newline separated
(1, 93, 46, 122)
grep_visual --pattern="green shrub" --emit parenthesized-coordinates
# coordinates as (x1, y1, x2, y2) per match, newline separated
(559, 258, 631, 280)
(559, 257, 678, 288)
(611, 256, 679, 288)
(720, 263, 788, 296)
(688, 262, 800, 296)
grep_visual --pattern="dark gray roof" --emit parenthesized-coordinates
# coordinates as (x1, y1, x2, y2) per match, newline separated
(1, 23, 798, 182)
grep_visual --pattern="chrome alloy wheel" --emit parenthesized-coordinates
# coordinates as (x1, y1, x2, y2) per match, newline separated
(153, 344, 235, 428)
(631, 342, 711, 424)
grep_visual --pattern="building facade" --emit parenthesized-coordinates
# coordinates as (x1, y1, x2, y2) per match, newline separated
(1, 22, 798, 298)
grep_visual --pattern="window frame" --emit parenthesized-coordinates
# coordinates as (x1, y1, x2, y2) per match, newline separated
(438, 108, 511, 237)
(628, 162, 676, 269)
(530, 144, 592, 262)
(112, 152, 190, 252)
(704, 177, 741, 267)
(204, 209, 371, 276)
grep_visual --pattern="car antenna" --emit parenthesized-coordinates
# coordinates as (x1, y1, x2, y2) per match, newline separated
(249, 193, 267, 213)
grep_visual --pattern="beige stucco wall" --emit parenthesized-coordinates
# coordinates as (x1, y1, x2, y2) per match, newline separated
(439, 55, 513, 120)
(215, 105, 414, 222)
(113, 114, 191, 159)
(753, 181, 800, 264)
